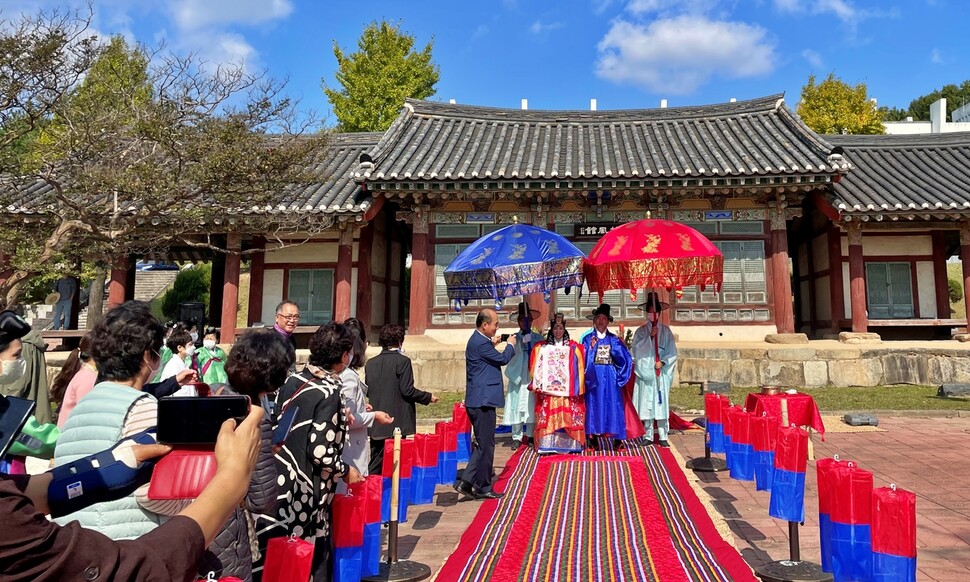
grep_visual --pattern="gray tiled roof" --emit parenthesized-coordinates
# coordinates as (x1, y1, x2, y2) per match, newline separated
(355, 95, 849, 185)
(827, 133, 970, 214)
(3, 131, 381, 216)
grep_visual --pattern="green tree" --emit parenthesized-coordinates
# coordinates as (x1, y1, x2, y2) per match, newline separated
(160, 264, 211, 319)
(879, 105, 911, 122)
(0, 9, 328, 309)
(907, 80, 970, 121)
(324, 20, 439, 132)
(796, 73, 886, 135)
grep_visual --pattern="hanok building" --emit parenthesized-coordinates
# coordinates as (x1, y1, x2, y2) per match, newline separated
(10, 96, 970, 343)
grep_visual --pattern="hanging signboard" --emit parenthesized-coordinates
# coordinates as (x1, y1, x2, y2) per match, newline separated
(573, 223, 620, 238)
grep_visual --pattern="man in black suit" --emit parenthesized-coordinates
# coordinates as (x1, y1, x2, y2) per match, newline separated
(455, 308, 516, 500)
(364, 324, 438, 475)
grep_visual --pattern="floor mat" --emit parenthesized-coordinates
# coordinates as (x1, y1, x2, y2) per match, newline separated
(436, 442, 757, 582)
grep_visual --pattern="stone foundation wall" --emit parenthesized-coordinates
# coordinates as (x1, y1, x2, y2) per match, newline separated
(42, 344, 970, 393)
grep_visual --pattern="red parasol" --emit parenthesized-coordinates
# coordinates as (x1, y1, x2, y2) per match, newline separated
(583, 217, 723, 302)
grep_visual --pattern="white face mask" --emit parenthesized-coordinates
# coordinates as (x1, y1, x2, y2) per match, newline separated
(185, 345, 196, 357)
(0, 358, 26, 384)
(189, 332, 199, 342)
(203, 339, 216, 350)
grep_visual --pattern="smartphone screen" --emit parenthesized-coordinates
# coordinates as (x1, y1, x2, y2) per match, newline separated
(272, 405, 299, 446)
(499, 333, 510, 342)
(0, 395, 36, 458)
(157, 396, 250, 445)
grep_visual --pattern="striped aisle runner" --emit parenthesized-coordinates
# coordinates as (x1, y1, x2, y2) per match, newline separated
(436, 442, 756, 582)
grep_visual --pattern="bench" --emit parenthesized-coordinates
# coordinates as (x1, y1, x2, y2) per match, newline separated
(40, 330, 87, 350)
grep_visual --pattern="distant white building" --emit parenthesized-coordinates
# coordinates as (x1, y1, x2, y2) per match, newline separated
(884, 98, 970, 134)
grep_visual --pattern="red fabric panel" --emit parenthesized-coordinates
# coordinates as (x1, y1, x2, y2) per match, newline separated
(744, 392, 826, 437)
(704, 393, 728, 424)
(382, 438, 415, 479)
(263, 535, 314, 582)
(815, 457, 850, 514)
(453, 402, 472, 432)
(773, 426, 808, 473)
(415, 433, 441, 467)
(872, 486, 917, 557)
(435, 421, 458, 452)
(751, 415, 779, 452)
(731, 410, 753, 445)
(722, 405, 739, 438)
(350, 474, 383, 524)
(332, 493, 365, 547)
(831, 464, 873, 525)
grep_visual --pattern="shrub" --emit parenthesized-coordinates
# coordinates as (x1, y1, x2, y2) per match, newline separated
(948, 277, 963, 304)
(160, 264, 210, 319)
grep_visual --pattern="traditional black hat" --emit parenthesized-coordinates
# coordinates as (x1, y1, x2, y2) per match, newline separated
(510, 302, 541, 321)
(586, 303, 615, 322)
(0, 310, 31, 345)
(636, 291, 670, 313)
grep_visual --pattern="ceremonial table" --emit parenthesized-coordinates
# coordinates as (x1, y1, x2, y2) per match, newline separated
(745, 391, 825, 460)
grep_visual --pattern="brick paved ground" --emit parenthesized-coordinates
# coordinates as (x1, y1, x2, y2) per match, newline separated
(388, 417, 970, 581)
(672, 416, 970, 582)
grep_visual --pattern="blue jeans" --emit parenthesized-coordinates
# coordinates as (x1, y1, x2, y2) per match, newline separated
(52, 300, 72, 330)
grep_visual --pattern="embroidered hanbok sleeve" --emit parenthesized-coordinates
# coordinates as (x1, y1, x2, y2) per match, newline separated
(570, 341, 585, 396)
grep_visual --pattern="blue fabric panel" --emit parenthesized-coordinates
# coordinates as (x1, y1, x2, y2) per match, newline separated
(380, 477, 411, 524)
(755, 450, 775, 492)
(457, 432, 471, 463)
(410, 466, 436, 505)
(768, 468, 806, 523)
(831, 522, 872, 582)
(333, 545, 363, 582)
(707, 422, 725, 453)
(820, 512, 833, 573)
(723, 435, 733, 469)
(728, 442, 755, 481)
(872, 552, 916, 582)
(362, 522, 382, 577)
(437, 451, 458, 485)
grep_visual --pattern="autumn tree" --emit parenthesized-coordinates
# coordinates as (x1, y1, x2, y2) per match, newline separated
(796, 73, 885, 135)
(0, 9, 328, 309)
(323, 20, 439, 132)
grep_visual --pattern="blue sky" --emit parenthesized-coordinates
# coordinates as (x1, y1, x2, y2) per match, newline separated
(8, 0, 969, 123)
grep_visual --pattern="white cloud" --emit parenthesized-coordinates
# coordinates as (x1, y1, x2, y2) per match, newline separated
(773, 0, 860, 23)
(168, 0, 293, 30)
(592, 0, 616, 15)
(931, 48, 943, 63)
(471, 24, 490, 40)
(530, 20, 564, 34)
(801, 48, 824, 69)
(595, 15, 776, 95)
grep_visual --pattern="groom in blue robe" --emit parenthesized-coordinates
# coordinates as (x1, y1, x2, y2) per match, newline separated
(581, 303, 633, 450)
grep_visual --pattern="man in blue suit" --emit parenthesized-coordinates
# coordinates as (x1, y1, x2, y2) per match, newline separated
(455, 307, 516, 500)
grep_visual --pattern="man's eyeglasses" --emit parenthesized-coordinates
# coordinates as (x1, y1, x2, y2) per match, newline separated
(277, 313, 301, 321)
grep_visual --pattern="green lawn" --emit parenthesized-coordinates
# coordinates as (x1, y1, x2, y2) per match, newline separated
(669, 384, 970, 413)
(947, 262, 965, 319)
(418, 390, 469, 420)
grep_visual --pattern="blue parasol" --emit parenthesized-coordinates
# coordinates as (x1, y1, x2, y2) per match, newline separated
(444, 221, 585, 311)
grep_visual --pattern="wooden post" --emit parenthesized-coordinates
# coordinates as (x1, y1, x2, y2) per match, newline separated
(828, 226, 845, 331)
(108, 255, 131, 309)
(847, 223, 868, 333)
(335, 226, 354, 323)
(932, 231, 951, 319)
(357, 222, 374, 331)
(961, 223, 970, 320)
(247, 236, 266, 326)
(220, 234, 241, 341)
(405, 209, 430, 335)
(770, 205, 795, 334)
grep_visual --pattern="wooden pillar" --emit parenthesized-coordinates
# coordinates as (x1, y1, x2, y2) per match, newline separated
(932, 230, 952, 319)
(847, 222, 868, 333)
(961, 223, 970, 320)
(209, 240, 226, 327)
(335, 226, 354, 323)
(221, 234, 242, 341)
(770, 206, 795, 334)
(108, 255, 131, 309)
(356, 222, 374, 331)
(828, 226, 845, 330)
(248, 236, 266, 326)
(406, 209, 431, 335)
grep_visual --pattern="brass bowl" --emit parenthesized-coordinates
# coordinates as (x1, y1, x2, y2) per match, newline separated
(760, 385, 780, 396)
